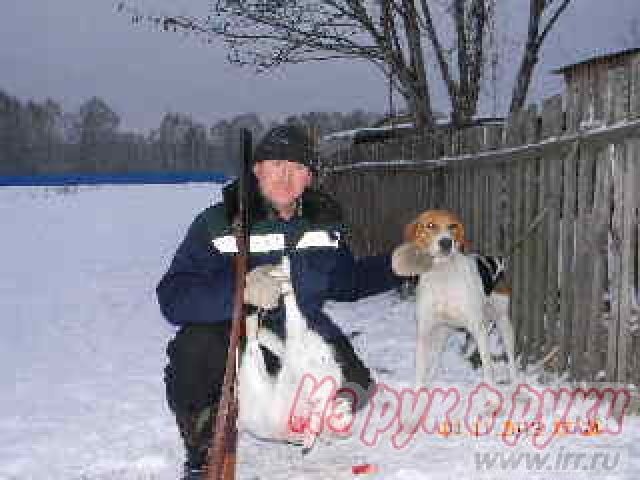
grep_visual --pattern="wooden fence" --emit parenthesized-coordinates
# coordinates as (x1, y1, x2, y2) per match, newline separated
(318, 64, 640, 385)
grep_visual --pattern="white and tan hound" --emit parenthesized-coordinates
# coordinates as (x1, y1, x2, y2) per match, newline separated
(392, 209, 517, 386)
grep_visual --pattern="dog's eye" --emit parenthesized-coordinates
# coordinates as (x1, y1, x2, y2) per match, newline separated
(426, 222, 435, 229)
(448, 224, 458, 230)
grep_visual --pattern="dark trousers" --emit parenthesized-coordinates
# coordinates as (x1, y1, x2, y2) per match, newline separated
(164, 323, 231, 416)
(164, 322, 374, 423)
(164, 324, 231, 469)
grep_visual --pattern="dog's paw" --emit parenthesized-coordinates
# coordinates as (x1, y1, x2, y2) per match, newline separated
(392, 243, 434, 277)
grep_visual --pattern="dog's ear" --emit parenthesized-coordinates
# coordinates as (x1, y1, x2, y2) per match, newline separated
(453, 222, 467, 251)
(392, 242, 433, 277)
(403, 221, 419, 243)
(460, 239, 473, 253)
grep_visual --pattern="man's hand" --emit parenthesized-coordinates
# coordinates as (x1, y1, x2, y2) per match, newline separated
(244, 264, 283, 310)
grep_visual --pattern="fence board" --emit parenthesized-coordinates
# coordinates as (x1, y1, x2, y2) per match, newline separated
(607, 143, 624, 379)
(463, 169, 471, 239)
(635, 137, 640, 386)
(485, 124, 503, 151)
(527, 106, 544, 362)
(538, 98, 565, 369)
(481, 168, 488, 250)
(618, 140, 635, 382)
(558, 144, 576, 374)
(473, 167, 482, 249)
(632, 55, 640, 119)
(485, 169, 492, 252)
(532, 155, 547, 362)
(541, 95, 564, 139)
(524, 104, 543, 361)
(607, 66, 630, 124)
(588, 146, 610, 380)
(483, 169, 493, 254)
(567, 70, 580, 132)
(592, 62, 606, 124)
(491, 167, 503, 255)
(451, 169, 457, 211)
(512, 160, 527, 369)
(544, 153, 562, 370)
(498, 164, 509, 256)
(521, 156, 535, 364)
(573, 143, 593, 379)
(449, 170, 456, 212)
(461, 169, 469, 238)
(636, 137, 640, 386)
(470, 168, 477, 242)
(444, 171, 452, 212)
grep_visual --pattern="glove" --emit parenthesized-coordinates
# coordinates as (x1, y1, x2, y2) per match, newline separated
(391, 242, 434, 277)
(244, 264, 283, 310)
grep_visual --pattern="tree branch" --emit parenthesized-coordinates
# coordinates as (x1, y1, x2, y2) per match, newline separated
(467, 0, 486, 116)
(418, 0, 459, 102)
(537, 0, 571, 47)
(454, 0, 469, 98)
(509, 0, 572, 113)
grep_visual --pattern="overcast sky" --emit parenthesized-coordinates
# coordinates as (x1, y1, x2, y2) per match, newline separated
(1, 0, 639, 132)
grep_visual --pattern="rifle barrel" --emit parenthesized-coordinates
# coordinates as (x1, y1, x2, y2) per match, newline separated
(207, 128, 252, 480)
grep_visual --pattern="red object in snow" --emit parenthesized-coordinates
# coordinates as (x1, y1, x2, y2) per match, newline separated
(351, 463, 378, 475)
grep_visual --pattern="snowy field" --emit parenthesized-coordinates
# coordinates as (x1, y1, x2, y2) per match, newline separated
(1, 183, 638, 479)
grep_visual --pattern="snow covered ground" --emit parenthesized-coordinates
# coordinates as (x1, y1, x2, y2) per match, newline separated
(1, 183, 638, 479)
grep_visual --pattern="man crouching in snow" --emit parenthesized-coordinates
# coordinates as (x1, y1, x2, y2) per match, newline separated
(156, 124, 402, 479)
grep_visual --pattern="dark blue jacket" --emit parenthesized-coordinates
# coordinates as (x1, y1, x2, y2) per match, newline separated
(156, 182, 401, 340)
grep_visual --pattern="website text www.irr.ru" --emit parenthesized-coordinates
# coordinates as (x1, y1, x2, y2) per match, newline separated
(473, 446, 627, 474)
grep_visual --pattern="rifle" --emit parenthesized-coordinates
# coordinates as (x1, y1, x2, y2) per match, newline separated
(206, 128, 252, 480)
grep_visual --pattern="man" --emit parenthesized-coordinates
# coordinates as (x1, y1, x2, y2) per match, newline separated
(156, 124, 401, 479)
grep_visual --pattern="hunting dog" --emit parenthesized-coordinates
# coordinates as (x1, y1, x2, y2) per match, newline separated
(392, 209, 518, 386)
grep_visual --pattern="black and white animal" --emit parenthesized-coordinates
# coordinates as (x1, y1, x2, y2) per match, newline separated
(392, 209, 518, 386)
(237, 256, 350, 448)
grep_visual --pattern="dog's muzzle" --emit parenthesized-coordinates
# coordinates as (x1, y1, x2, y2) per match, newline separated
(438, 237, 453, 254)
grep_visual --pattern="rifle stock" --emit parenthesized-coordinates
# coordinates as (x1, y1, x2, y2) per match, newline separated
(207, 128, 252, 480)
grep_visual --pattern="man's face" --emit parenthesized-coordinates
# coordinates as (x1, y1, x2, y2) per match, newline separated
(253, 159, 312, 211)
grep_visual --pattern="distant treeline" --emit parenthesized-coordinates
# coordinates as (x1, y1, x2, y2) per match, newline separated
(0, 88, 382, 176)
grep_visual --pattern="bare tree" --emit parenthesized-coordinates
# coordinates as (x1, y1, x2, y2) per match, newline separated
(156, 112, 194, 169)
(73, 97, 120, 170)
(0, 90, 30, 173)
(509, 0, 571, 114)
(120, 1, 572, 128)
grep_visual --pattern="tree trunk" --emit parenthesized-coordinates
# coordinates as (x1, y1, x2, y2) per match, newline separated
(400, 0, 435, 132)
(408, 87, 434, 132)
(391, 57, 435, 132)
(510, 48, 538, 114)
(450, 0, 486, 128)
(510, 0, 571, 114)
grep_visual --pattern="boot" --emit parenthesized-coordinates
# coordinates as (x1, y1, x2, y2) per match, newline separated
(182, 464, 206, 480)
(176, 407, 214, 480)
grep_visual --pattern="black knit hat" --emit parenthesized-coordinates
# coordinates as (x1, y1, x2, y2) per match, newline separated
(253, 124, 316, 169)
